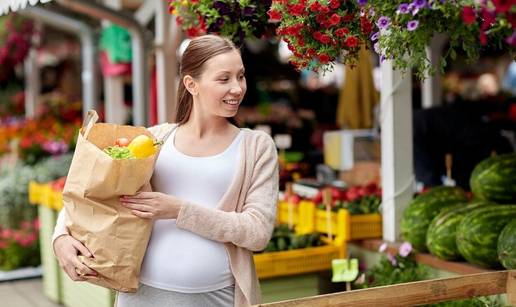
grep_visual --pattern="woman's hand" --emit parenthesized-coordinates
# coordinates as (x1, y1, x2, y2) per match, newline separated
(120, 192, 183, 220)
(54, 235, 97, 281)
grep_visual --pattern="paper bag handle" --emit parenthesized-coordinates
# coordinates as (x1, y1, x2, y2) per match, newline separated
(82, 110, 99, 139)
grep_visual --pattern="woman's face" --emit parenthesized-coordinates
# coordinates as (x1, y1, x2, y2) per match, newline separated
(194, 50, 246, 118)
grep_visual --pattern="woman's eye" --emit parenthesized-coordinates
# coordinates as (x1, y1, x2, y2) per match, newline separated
(219, 78, 228, 82)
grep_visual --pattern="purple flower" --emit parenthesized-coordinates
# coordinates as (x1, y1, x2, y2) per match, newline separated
(377, 16, 391, 30)
(380, 55, 386, 63)
(397, 3, 410, 14)
(387, 252, 397, 266)
(412, 0, 427, 8)
(399, 242, 413, 257)
(357, 0, 368, 6)
(506, 31, 516, 46)
(371, 31, 380, 41)
(374, 42, 381, 53)
(407, 20, 419, 31)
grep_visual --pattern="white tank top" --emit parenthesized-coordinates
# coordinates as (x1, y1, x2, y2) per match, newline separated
(140, 128, 242, 293)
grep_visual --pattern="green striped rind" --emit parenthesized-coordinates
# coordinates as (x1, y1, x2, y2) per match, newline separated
(401, 186, 468, 252)
(498, 218, 516, 269)
(426, 201, 492, 260)
(456, 205, 516, 268)
(470, 153, 516, 204)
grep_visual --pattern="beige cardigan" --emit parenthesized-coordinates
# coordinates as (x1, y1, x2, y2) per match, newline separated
(53, 123, 279, 307)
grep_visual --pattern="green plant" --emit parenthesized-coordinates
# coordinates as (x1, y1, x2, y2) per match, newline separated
(0, 219, 40, 270)
(355, 242, 429, 288)
(170, 0, 274, 45)
(0, 154, 73, 228)
(365, 0, 515, 78)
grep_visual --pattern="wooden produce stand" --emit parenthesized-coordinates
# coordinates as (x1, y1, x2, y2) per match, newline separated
(255, 270, 516, 307)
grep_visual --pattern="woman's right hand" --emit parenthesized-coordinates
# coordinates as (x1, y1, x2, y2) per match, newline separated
(53, 234, 97, 281)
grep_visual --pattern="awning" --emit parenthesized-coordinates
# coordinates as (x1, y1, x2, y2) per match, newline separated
(0, 0, 53, 16)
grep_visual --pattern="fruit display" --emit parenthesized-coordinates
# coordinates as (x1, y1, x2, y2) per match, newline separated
(470, 153, 516, 204)
(262, 224, 322, 253)
(103, 135, 162, 160)
(313, 183, 382, 214)
(497, 218, 516, 270)
(426, 201, 491, 260)
(456, 205, 516, 268)
(400, 186, 468, 252)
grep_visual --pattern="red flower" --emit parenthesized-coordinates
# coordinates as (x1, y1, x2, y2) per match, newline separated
(288, 4, 305, 16)
(316, 13, 327, 24)
(492, 0, 513, 13)
(329, 0, 340, 9)
(335, 27, 349, 37)
(318, 53, 330, 63)
(268, 9, 282, 22)
(343, 14, 355, 22)
(481, 8, 496, 29)
(309, 1, 322, 12)
(462, 6, 476, 25)
(186, 27, 201, 37)
(313, 31, 323, 40)
(361, 17, 373, 34)
(479, 31, 488, 45)
(320, 34, 331, 44)
(345, 36, 359, 48)
(329, 13, 341, 26)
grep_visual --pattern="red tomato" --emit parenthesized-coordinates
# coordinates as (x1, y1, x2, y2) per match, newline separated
(115, 137, 130, 147)
(312, 190, 323, 204)
(289, 194, 301, 205)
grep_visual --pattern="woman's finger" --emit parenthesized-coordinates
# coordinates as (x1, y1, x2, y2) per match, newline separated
(123, 192, 154, 199)
(131, 210, 154, 219)
(121, 201, 153, 212)
(72, 257, 97, 277)
(66, 265, 87, 281)
(71, 239, 93, 258)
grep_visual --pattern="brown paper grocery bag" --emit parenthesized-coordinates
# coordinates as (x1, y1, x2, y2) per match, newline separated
(62, 110, 158, 292)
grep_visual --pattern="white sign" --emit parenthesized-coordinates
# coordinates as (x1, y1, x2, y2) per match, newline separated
(0, 0, 53, 16)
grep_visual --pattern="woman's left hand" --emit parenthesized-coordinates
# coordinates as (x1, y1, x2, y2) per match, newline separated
(120, 192, 183, 220)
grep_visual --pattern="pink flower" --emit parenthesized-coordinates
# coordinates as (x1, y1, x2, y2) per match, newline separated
(399, 242, 412, 257)
(355, 273, 366, 284)
(379, 242, 388, 253)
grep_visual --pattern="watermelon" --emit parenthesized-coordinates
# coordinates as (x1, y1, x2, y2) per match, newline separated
(470, 153, 516, 204)
(400, 186, 468, 252)
(426, 201, 492, 260)
(456, 205, 516, 268)
(498, 218, 516, 269)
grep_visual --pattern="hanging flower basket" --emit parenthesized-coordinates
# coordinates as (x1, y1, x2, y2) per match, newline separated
(364, 0, 515, 78)
(169, 0, 275, 46)
(268, 0, 374, 73)
(0, 14, 34, 81)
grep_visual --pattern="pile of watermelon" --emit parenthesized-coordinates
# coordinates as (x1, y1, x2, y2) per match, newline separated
(401, 153, 516, 269)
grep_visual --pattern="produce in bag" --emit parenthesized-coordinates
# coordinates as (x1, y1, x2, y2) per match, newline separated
(62, 110, 165, 292)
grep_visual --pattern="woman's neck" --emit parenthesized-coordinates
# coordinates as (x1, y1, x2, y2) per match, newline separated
(181, 114, 233, 139)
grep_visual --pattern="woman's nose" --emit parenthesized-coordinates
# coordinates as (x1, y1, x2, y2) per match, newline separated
(230, 84, 243, 95)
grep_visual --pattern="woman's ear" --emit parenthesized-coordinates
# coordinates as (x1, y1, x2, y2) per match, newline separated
(183, 75, 198, 96)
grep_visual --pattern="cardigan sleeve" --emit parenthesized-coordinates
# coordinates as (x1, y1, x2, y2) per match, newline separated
(175, 132, 279, 252)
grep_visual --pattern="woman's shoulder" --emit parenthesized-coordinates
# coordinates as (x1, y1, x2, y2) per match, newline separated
(241, 128, 276, 149)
